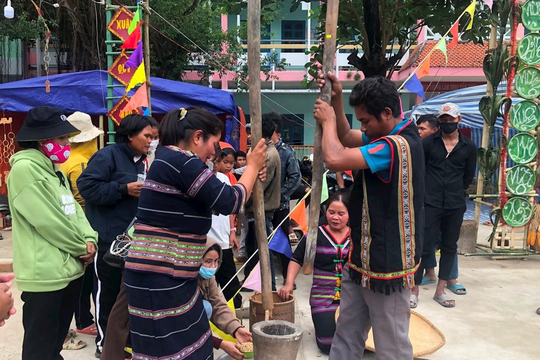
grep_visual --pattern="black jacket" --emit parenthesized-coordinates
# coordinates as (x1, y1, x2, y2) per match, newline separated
(422, 130, 477, 210)
(77, 143, 146, 246)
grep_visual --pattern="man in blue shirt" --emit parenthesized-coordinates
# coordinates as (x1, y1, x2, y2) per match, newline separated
(314, 73, 424, 360)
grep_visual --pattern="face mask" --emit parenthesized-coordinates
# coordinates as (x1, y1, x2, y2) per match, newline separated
(199, 266, 217, 279)
(41, 140, 70, 164)
(439, 122, 458, 134)
(149, 140, 159, 152)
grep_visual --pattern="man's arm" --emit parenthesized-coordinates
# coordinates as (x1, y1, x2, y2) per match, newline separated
(314, 100, 369, 171)
(319, 71, 364, 148)
(463, 143, 478, 189)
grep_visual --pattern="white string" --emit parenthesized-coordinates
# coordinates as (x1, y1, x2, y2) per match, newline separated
(219, 189, 312, 294)
(149, 6, 314, 129)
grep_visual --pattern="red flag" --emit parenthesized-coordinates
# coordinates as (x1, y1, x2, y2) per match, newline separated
(416, 56, 431, 79)
(121, 25, 141, 49)
(123, 83, 148, 112)
(448, 23, 459, 49)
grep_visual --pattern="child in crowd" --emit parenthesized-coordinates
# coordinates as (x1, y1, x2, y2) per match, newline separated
(199, 239, 252, 359)
(210, 146, 243, 309)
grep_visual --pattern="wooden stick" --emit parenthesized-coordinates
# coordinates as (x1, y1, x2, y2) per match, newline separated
(142, 0, 152, 112)
(303, 0, 340, 275)
(247, 0, 273, 312)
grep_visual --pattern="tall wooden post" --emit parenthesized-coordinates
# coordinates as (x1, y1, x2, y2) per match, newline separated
(303, 0, 340, 275)
(247, 0, 274, 312)
(142, 0, 152, 112)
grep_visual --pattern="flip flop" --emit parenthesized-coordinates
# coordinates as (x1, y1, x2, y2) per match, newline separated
(420, 276, 436, 286)
(446, 282, 467, 295)
(433, 293, 455, 308)
(410, 295, 418, 309)
(63, 337, 87, 350)
(76, 324, 98, 336)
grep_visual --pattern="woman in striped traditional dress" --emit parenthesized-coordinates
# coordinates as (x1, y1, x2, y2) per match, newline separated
(124, 107, 267, 360)
(278, 192, 350, 354)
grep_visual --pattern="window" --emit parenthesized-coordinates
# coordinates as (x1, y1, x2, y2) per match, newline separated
(281, 20, 305, 53)
(345, 114, 354, 128)
(279, 114, 304, 145)
(246, 113, 304, 145)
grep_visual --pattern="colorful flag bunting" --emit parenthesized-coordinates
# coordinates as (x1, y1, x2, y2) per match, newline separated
(126, 61, 146, 93)
(121, 25, 141, 50)
(123, 83, 148, 112)
(242, 262, 262, 292)
(434, 39, 448, 64)
(290, 199, 308, 234)
(143, 107, 150, 116)
(465, 0, 476, 30)
(416, 56, 431, 79)
(321, 171, 329, 204)
(128, 7, 141, 35)
(404, 74, 426, 100)
(269, 228, 293, 258)
(449, 23, 459, 49)
(125, 41, 143, 69)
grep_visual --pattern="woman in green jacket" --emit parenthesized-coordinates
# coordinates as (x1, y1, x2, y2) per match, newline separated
(7, 106, 98, 360)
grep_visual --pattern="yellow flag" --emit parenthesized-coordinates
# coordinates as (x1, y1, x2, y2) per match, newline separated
(434, 38, 448, 64)
(209, 297, 238, 343)
(465, 0, 476, 30)
(126, 61, 146, 93)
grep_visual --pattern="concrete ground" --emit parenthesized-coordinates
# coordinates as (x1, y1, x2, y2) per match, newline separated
(1, 224, 540, 360)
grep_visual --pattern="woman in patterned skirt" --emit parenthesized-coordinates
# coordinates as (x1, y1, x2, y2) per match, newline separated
(124, 107, 267, 360)
(278, 192, 350, 354)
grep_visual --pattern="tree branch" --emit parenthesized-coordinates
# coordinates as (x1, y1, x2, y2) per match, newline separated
(183, 0, 201, 16)
(347, 0, 370, 57)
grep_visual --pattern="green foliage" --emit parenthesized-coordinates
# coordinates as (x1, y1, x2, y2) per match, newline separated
(0, 2, 45, 40)
(291, 0, 492, 80)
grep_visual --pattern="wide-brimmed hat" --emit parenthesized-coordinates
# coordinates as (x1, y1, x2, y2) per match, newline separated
(68, 111, 104, 143)
(15, 106, 80, 141)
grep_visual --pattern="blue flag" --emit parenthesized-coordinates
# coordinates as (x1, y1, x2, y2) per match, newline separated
(403, 74, 425, 100)
(143, 107, 150, 116)
(269, 227, 293, 258)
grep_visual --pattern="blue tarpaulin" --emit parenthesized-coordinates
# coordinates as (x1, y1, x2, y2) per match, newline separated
(0, 70, 239, 118)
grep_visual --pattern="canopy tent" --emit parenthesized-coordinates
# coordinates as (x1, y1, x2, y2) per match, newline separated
(410, 82, 518, 147)
(0, 70, 247, 151)
(0, 70, 239, 118)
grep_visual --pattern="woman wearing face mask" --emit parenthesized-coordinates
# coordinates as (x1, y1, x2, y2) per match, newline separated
(199, 239, 251, 359)
(7, 106, 99, 360)
(77, 114, 158, 357)
(278, 192, 351, 354)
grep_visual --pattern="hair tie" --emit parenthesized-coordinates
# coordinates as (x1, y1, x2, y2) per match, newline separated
(179, 108, 187, 121)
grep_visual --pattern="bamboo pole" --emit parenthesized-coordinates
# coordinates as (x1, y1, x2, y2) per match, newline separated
(247, 0, 273, 311)
(474, 24, 497, 236)
(303, 0, 340, 275)
(142, 0, 152, 113)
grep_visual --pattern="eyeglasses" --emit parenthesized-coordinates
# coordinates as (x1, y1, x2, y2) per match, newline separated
(202, 259, 222, 267)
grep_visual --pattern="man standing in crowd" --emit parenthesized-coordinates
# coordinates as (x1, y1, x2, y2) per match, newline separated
(314, 73, 424, 360)
(268, 113, 301, 285)
(243, 114, 281, 291)
(412, 103, 476, 308)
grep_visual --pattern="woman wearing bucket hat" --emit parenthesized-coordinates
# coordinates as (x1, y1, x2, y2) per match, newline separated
(7, 106, 99, 360)
(58, 111, 104, 342)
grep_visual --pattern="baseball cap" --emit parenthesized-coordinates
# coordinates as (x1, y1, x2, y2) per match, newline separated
(438, 103, 460, 118)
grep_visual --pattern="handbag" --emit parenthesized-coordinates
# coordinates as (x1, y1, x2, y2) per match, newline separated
(103, 217, 137, 269)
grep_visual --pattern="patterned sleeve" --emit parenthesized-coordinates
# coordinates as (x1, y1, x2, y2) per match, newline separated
(291, 236, 307, 266)
(180, 155, 247, 215)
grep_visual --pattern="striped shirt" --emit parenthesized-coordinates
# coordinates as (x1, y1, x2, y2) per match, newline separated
(136, 145, 247, 235)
